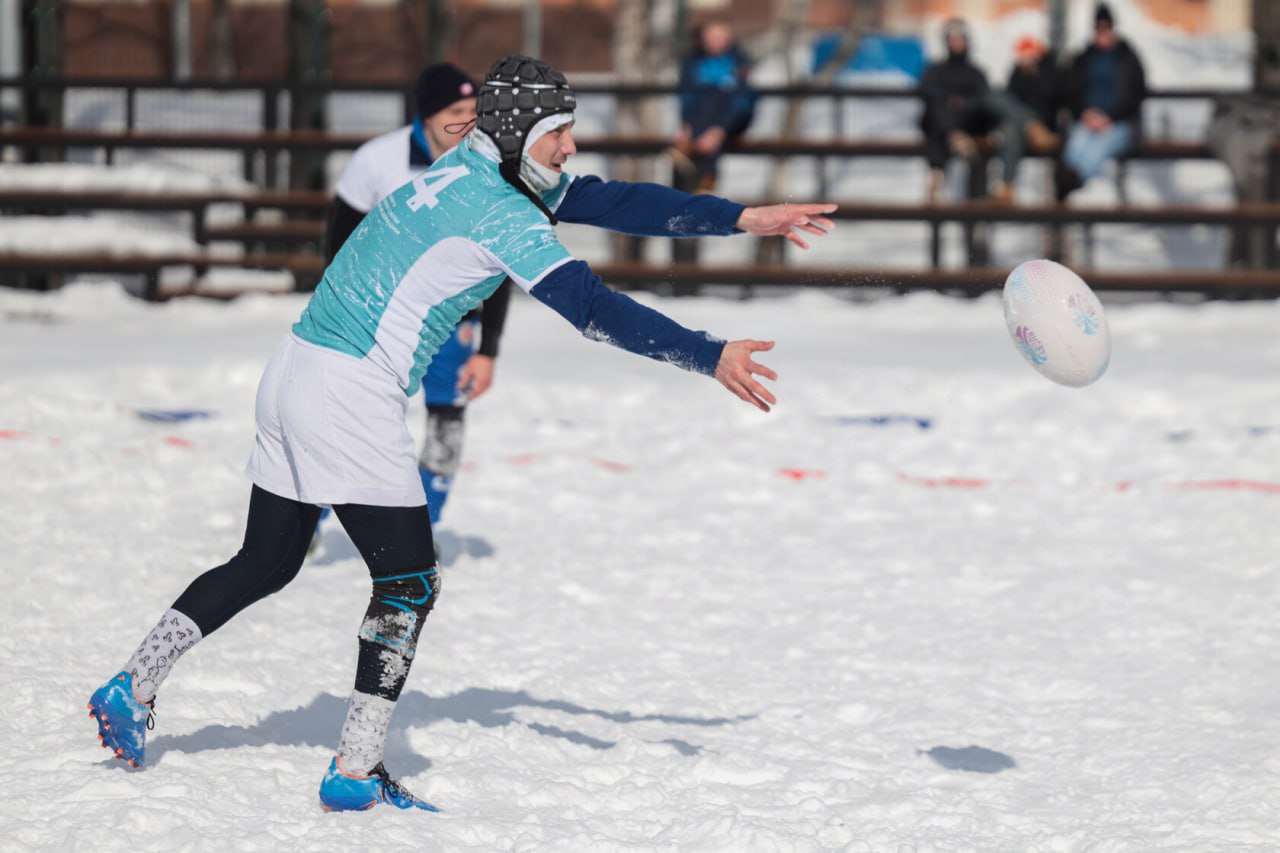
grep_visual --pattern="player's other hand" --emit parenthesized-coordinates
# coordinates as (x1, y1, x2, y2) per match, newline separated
(458, 354, 496, 400)
(715, 340, 777, 412)
(736, 203, 837, 249)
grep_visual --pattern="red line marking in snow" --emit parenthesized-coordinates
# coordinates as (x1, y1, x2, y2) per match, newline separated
(0, 429, 33, 440)
(778, 468, 827, 481)
(896, 472, 988, 489)
(1114, 480, 1135, 492)
(592, 458, 632, 473)
(508, 453, 540, 466)
(163, 436, 196, 448)
(1173, 479, 1280, 494)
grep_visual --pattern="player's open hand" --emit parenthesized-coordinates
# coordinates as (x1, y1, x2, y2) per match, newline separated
(715, 339, 778, 412)
(458, 354, 496, 400)
(736, 203, 837, 249)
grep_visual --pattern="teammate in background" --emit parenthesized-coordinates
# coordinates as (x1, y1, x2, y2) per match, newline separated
(669, 18, 757, 195)
(88, 54, 837, 812)
(1054, 2, 1147, 202)
(328, 62, 504, 530)
(918, 18, 1000, 203)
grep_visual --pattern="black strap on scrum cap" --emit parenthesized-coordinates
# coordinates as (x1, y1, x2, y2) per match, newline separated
(476, 55, 577, 224)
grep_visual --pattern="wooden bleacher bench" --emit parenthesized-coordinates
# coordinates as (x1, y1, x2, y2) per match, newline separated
(202, 219, 326, 247)
(5, 253, 1275, 300)
(0, 126, 371, 154)
(594, 263, 1280, 297)
(0, 249, 324, 300)
(3, 192, 1277, 297)
(0, 186, 330, 248)
(3, 124, 1276, 299)
(786, 200, 1280, 227)
(1, 125, 1249, 163)
(0, 186, 330, 213)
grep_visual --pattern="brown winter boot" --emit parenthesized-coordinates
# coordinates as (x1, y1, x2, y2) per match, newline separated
(927, 169, 945, 204)
(1024, 121, 1060, 153)
(991, 182, 1015, 205)
(947, 130, 978, 160)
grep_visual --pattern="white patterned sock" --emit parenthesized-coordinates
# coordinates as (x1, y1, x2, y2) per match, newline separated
(337, 690, 397, 776)
(125, 608, 203, 704)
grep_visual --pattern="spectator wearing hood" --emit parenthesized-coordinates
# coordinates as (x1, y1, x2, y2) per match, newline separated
(1054, 2, 1147, 201)
(919, 18, 1001, 203)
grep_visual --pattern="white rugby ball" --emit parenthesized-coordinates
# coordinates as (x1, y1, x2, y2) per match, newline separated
(1002, 259, 1110, 388)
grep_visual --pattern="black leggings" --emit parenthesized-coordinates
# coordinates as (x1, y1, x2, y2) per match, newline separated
(173, 485, 436, 636)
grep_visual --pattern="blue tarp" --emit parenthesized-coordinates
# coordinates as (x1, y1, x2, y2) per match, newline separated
(812, 32, 925, 80)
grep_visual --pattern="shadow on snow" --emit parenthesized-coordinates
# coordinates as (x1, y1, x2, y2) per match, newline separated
(920, 745, 1017, 774)
(149, 688, 755, 773)
(309, 527, 494, 568)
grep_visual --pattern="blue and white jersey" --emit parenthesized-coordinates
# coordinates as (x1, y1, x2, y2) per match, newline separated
(334, 125, 425, 214)
(295, 133, 746, 395)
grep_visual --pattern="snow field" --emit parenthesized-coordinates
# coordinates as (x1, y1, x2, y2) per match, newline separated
(2, 285, 1279, 850)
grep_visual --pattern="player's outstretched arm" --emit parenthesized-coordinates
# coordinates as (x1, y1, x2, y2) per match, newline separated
(715, 340, 778, 413)
(736, 203, 838, 249)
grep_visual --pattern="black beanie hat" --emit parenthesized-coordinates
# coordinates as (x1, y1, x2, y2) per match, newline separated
(414, 63, 477, 120)
(1095, 3, 1115, 27)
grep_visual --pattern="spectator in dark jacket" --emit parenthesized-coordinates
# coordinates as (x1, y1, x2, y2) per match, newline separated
(670, 19, 758, 193)
(919, 18, 1000, 202)
(1054, 2, 1147, 201)
(984, 35, 1062, 203)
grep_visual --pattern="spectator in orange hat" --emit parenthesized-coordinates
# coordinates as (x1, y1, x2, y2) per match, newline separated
(983, 34, 1063, 203)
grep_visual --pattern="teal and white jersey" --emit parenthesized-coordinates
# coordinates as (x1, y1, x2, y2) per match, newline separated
(294, 136, 572, 394)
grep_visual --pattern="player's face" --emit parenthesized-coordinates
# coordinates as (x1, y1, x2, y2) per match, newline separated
(527, 121, 577, 172)
(424, 97, 478, 154)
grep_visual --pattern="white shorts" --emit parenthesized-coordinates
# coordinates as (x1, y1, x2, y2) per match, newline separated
(245, 333, 427, 507)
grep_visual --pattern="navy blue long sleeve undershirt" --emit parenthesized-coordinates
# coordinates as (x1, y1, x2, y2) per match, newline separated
(555, 175, 746, 237)
(526, 176, 748, 376)
(524, 176, 745, 375)
(529, 260, 725, 376)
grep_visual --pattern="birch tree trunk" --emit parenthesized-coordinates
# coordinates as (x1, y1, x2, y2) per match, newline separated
(1255, 0, 1280, 89)
(611, 0, 678, 264)
(210, 0, 235, 80)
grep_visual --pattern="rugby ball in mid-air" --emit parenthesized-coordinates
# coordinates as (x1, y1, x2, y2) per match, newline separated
(1002, 259, 1110, 388)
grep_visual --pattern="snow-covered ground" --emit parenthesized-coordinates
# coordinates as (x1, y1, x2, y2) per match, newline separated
(2, 283, 1279, 850)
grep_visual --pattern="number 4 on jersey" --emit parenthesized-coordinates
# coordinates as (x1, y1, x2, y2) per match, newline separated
(406, 165, 470, 212)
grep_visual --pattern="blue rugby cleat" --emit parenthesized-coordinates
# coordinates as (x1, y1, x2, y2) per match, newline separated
(319, 757, 440, 812)
(88, 671, 153, 769)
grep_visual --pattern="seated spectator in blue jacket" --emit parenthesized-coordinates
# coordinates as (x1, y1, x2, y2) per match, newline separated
(671, 19, 757, 193)
(1054, 2, 1147, 202)
(919, 18, 1001, 203)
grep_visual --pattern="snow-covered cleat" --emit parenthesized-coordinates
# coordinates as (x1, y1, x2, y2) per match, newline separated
(319, 757, 439, 812)
(88, 671, 153, 769)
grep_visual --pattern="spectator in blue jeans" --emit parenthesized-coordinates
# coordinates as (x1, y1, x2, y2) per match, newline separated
(1055, 2, 1147, 202)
